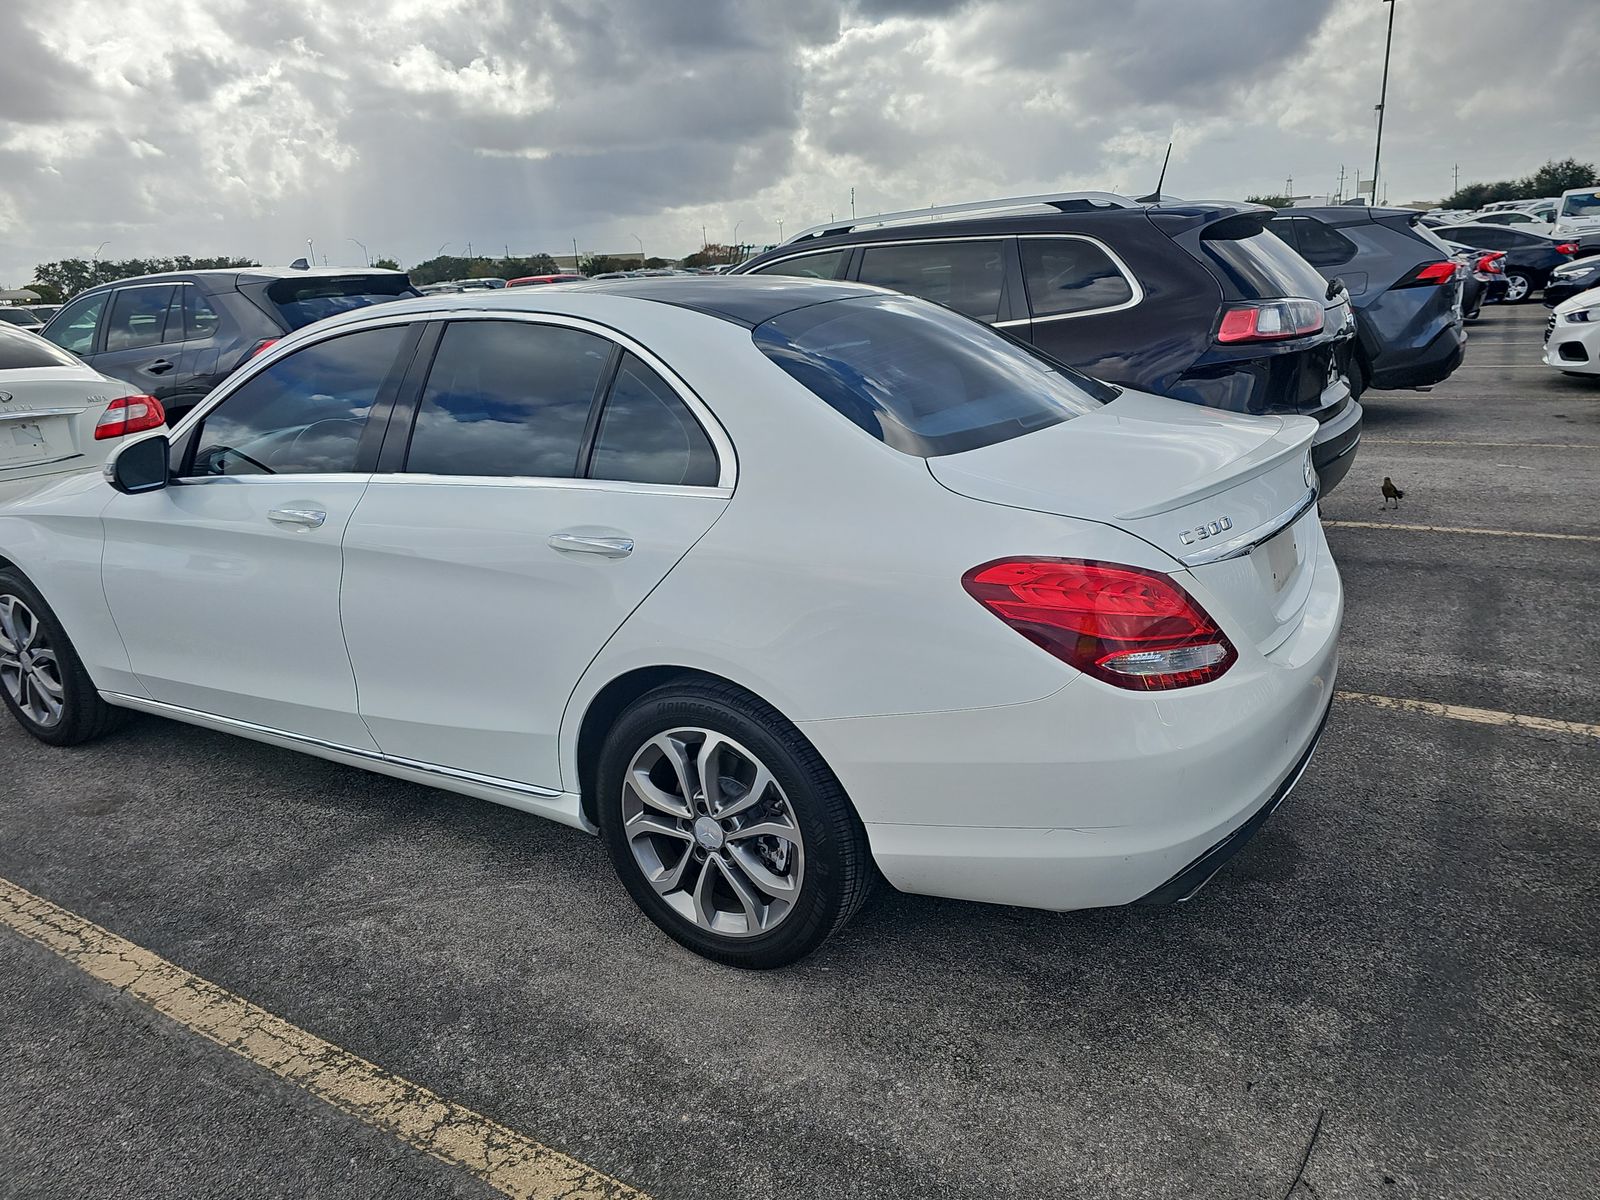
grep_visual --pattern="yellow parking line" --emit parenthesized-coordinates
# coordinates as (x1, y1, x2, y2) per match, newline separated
(1336, 691, 1600, 740)
(0, 878, 648, 1200)
(1324, 520, 1600, 543)
(1362, 439, 1598, 449)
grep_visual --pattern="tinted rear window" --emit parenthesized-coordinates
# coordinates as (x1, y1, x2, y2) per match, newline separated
(265, 275, 418, 330)
(0, 326, 83, 370)
(752, 295, 1106, 457)
(1203, 229, 1330, 300)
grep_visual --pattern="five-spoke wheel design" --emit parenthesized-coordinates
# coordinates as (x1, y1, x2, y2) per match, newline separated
(621, 728, 805, 938)
(0, 595, 65, 730)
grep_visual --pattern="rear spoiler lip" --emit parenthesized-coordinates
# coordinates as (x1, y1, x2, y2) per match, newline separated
(1145, 202, 1274, 237)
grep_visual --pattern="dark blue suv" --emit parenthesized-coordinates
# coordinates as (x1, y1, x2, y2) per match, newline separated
(1268, 206, 1466, 392)
(734, 193, 1363, 492)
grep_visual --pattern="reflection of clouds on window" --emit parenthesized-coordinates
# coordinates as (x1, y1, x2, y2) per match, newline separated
(590, 355, 719, 487)
(405, 321, 610, 478)
(1022, 241, 1134, 317)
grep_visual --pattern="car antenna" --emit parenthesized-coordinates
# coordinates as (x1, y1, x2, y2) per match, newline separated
(289, 257, 310, 270)
(1135, 143, 1172, 204)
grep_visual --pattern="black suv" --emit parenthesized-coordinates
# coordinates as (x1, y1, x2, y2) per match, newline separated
(1268, 206, 1465, 392)
(40, 267, 420, 424)
(734, 193, 1362, 491)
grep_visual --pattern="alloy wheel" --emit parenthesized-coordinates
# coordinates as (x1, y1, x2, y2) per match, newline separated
(621, 727, 805, 938)
(1505, 274, 1531, 302)
(0, 595, 65, 729)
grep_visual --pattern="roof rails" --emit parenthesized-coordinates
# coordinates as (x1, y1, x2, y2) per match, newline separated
(784, 191, 1143, 245)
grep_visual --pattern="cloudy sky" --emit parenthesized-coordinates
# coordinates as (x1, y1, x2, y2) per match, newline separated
(3, 0, 1597, 284)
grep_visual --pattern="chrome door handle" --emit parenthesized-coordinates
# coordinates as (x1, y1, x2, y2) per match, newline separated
(548, 533, 633, 557)
(268, 507, 327, 529)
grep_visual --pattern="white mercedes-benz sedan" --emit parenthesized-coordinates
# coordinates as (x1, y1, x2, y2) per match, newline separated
(0, 323, 166, 507)
(0, 278, 1341, 967)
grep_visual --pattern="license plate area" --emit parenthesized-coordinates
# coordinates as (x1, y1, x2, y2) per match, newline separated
(1255, 523, 1301, 594)
(0, 415, 75, 469)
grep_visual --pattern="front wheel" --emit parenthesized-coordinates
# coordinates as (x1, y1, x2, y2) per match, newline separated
(1504, 273, 1532, 303)
(597, 681, 872, 968)
(0, 570, 124, 745)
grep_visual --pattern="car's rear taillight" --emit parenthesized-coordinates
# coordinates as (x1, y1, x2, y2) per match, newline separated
(93, 395, 166, 441)
(1214, 299, 1324, 344)
(1395, 260, 1459, 288)
(961, 558, 1237, 690)
(246, 337, 280, 359)
(1555, 242, 1579, 256)
(1477, 252, 1505, 274)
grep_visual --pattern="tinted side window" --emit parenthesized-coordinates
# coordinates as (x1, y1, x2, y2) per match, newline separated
(406, 321, 610, 478)
(857, 240, 1006, 322)
(44, 292, 106, 356)
(588, 354, 719, 487)
(186, 287, 222, 339)
(105, 286, 177, 352)
(1290, 219, 1357, 267)
(1020, 238, 1135, 318)
(752, 250, 846, 280)
(1451, 228, 1506, 250)
(187, 325, 408, 476)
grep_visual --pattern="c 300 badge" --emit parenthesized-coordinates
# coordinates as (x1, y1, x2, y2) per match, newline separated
(1179, 517, 1233, 546)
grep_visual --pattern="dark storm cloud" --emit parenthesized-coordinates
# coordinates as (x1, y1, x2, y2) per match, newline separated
(0, 22, 97, 123)
(1, 0, 1597, 287)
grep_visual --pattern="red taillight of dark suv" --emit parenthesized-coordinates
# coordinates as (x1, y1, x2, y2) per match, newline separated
(962, 558, 1237, 690)
(1214, 299, 1325, 344)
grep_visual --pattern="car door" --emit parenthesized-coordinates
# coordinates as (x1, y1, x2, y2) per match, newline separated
(94, 284, 187, 406)
(99, 321, 420, 747)
(339, 316, 732, 791)
(166, 283, 229, 421)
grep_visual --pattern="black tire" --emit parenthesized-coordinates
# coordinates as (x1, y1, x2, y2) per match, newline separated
(597, 679, 873, 968)
(0, 569, 125, 746)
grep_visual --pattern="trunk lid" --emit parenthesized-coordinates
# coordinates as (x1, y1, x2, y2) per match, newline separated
(928, 389, 1322, 654)
(0, 371, 113, 481)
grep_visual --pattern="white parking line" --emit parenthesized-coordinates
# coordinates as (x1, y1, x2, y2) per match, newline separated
(1323, 520, 1600, 544)
(0, 878, 649, 1200)
(1363, 439, 1598, 449)
(1336, 691, 1600, 740)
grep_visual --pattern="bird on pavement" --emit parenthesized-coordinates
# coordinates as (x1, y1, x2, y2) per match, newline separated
(1380, 477, 1405, 509)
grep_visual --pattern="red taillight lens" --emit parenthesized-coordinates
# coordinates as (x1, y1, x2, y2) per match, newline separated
(1555, 242, 1579, 256)
(93, 395, 166, 441)
(1477, 253, 1504, 274)
(1396, 260, 1459, 288)
(246, 337, 280, 359)
(961, 558, 1237, 690)
(1214, 299, 1324, 344)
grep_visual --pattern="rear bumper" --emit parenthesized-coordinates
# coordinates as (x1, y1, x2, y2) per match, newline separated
(1368, 321, 1466, 390)
(802, 527, 1343, 912)
(1309, 397, 1362, 493)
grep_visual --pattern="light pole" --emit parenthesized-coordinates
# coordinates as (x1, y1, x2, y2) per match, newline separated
(732, 220, 742, 264)
(435, 242, 453, 260)
(777, 217, 784, 241)
(631, 233, 644, 266)
(306, 237, 315, 265)
(347, 236, 369, 266)
(1371, 0, 1397, 204)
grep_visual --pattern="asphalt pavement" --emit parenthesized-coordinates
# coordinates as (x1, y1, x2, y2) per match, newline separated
(1, 302, 1596, 1200)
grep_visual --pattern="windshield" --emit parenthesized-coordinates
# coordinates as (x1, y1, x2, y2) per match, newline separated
(1560, 191, 1600, 218)
(264, 275, 419, 329)
(752, 294, 1112, 457)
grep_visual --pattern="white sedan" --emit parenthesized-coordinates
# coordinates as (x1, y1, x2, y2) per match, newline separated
(0, 324, 166, 508)
(1544, 285, 1600, 377)
(0, 279, 1341, 967)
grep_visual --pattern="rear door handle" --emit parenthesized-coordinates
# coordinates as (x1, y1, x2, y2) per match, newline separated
(268, 507, 327, 529)
(146, 359, 175, 374)
(548, 533, 633, 557)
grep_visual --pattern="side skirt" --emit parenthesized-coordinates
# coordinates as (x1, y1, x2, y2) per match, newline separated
(100, 692, 594, 833)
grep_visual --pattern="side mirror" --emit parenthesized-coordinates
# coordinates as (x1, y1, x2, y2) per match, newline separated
(104, 434, 171, 495)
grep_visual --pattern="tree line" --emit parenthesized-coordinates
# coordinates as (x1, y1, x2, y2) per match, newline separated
(28, 256, 260, 303)
(1443, 158, 1596, 211)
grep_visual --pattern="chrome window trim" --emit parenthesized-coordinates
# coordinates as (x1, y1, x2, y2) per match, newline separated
(996, 233, 1144, 326)
(99, 692, 566, 799)
(1178, 486, 1320, 567)
(747, 232, 1143, 327)
(174, 309, 738, 492)
(365, 473, 732, 500)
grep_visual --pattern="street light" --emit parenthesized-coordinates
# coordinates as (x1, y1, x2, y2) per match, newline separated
(435, 242, 453, 260)
(347, 236, 370, 266)
(731, 220, 742, 265)
(631, 233, 644, 265)
(1371, 0, 1397, 204)
(777, 217, 785, 241)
